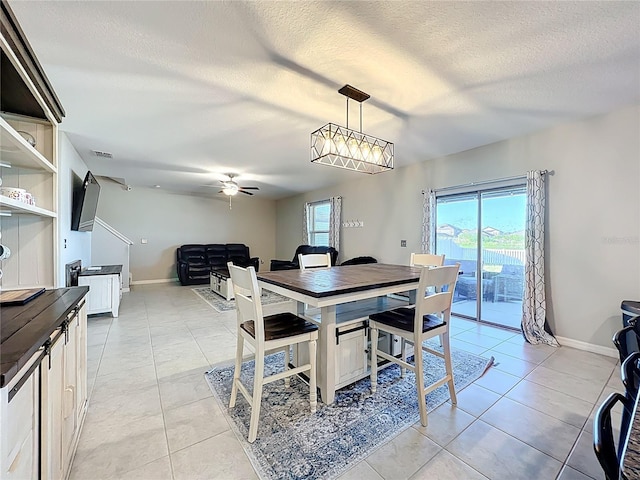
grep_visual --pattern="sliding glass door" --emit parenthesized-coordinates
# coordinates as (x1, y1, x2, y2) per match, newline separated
(435, 186, 526, 330)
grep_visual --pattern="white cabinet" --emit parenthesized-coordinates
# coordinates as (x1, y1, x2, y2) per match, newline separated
(210, 272, 234, 300)
(42, 330, 65, 480)
(78, 266, 122, 317)
(0, 351, 42, 480)
(41, 302, 88, 480)
(335, 321, 369, 388)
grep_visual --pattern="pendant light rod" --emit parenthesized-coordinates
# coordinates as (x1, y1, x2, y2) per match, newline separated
(340, 84, 370, 133)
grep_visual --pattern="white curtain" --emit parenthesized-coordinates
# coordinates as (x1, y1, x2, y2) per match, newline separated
(421, 190, 436, 253)
(521, 170, 558, 346)
(329, 196, 342, 254)
(302, 202, 310, 245)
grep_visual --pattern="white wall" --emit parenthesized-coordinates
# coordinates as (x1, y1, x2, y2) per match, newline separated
(91, 218, 132, 289)
(57, 132, 92, 287)
(276, 105, 640, 349)
(96, 182, 277, 282)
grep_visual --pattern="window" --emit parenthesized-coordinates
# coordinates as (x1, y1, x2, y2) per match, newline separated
(307, 201, 331, 246)
(435, 185, 526, 330)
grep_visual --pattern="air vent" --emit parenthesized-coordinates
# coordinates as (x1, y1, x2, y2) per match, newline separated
(92, 150, 113, 159)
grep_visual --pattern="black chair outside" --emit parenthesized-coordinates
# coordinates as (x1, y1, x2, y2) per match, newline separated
(593, 392, 633, 480)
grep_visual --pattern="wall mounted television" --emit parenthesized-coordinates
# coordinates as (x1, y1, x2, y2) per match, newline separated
(71, 171, 101, 232)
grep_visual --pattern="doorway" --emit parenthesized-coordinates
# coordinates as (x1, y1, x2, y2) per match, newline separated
(435, 186, 526, 330)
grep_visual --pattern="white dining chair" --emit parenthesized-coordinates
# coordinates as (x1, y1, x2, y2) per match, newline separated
(227, 262, 318, 443)
(409, 253, 446, 351)
(409, 253, 445, 267)
(298, 252, 332, 270)
(369, 264, 460, 427)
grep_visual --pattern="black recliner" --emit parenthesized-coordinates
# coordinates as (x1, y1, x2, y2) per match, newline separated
(177, 243, 259, 285)
(340, 256, 377, 266)
(270, 245, 338, 271)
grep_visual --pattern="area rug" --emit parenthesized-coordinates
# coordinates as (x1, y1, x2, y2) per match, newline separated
(192, 286, 291, 312)
(205, 346, 493, 480)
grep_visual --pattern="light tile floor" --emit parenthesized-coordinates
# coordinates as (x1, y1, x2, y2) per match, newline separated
(70, 283, 619, 480)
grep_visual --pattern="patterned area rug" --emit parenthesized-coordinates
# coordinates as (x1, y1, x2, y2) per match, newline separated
(205, 346, 493, 480)
(192, 286, 291, 312)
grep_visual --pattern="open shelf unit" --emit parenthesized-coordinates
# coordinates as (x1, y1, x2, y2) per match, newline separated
(0, 117, 56, 172)
(0, 5, 64, 290)
(0, 195, 56, 217)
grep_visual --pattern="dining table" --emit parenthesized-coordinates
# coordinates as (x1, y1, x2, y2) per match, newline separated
(256, 263, 422, 404)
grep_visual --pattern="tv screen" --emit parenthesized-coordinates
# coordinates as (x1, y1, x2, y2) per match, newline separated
(71, 171, 101, 232)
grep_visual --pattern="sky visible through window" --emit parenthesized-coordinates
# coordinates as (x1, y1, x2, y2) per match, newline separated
(438, 193, 526, 233)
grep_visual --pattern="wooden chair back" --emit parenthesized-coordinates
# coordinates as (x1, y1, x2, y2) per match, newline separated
(414, 265, 459, 330)
(410, 253, 445, 267)
(298, 253, 332, 270)
(228, 262, 265, 343)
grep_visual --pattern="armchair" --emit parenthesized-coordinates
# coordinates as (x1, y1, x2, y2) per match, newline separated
(270, 245, 338, 271)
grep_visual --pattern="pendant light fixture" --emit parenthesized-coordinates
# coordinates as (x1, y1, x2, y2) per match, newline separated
(311, 85, 394, 174)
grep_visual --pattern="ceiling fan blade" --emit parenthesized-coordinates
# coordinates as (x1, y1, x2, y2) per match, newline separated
(239, 186, 259, 190)
(239, 190, 254, 195)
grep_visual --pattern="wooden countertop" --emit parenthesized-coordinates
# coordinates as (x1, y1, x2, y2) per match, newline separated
(78, 265, 122, 276)
(0, 286, 88, 388)
(257, 264, 422, 298)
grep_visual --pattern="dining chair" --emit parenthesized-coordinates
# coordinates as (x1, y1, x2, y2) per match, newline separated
(613, 324, 640, 364)
(409, 253, 445, 267)
(369, 264, 460, 427)
(227, 262, 319, 443)
(409, 253, 446, 348)
(621, 352, 640, 430)
(298, 252, 332, 270)
(593, 392, 633, 480)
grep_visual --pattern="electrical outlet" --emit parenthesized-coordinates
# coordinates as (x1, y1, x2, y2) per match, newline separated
(141, 238, 148, 244)
(401, 240, 407, 247)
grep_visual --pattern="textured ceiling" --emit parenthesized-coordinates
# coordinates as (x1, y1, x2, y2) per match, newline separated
(9, 1, 640, 199)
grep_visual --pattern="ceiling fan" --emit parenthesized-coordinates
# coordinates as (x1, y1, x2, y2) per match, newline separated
(218, 174, 259, 196)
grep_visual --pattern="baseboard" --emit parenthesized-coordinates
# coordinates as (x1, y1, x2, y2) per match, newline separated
(131, 278, 178, 285)
(556, 335, 618, 359)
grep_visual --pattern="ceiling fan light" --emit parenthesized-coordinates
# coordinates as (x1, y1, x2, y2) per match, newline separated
(222, 184, 239, 196)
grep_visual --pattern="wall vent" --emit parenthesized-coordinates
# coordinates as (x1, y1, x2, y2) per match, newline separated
(92, 150, 113, 158)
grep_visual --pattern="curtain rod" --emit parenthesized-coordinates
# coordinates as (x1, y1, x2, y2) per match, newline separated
(306, 196, 341, 206)
(422, 170, 548, 195)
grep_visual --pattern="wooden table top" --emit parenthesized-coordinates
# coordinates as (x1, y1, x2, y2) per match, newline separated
(257, 263, 422, 298)
(78, 265, 122, 276)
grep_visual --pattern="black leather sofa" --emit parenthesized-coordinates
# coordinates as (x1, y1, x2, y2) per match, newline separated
(177, 243, 259, 286)
(270, 245, 338, 271)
